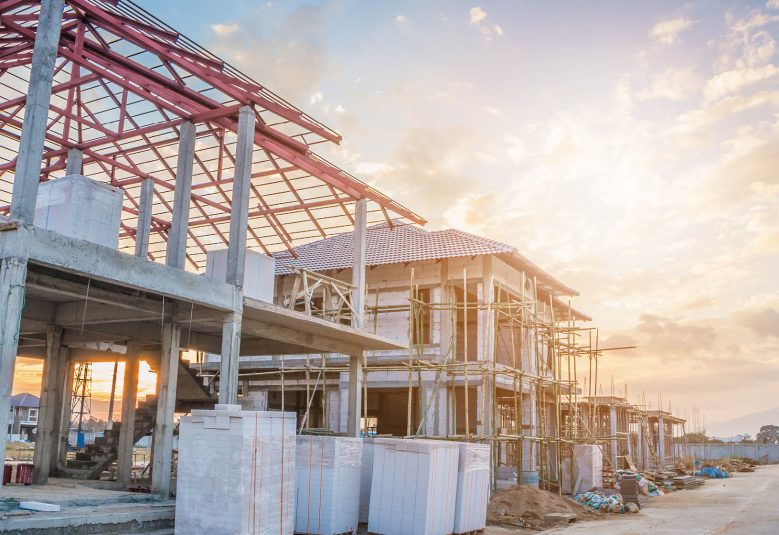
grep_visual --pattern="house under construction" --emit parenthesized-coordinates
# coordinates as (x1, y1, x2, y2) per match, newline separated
(199, 222, 685, 491)
(0, 0, 421, 510)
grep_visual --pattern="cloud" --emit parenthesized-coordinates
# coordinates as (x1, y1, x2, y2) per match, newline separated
(650, 18, 694, 46)
(206, 4, 328, 102)
(735, 306, 779, 337)
(769, 0, 779, 9)
(705, 64, 779, 102)
(210, 23, 239, 37)
(395, 14, 409, 32)
(637, 67, 700, 101)
(469, 7, 487, 25)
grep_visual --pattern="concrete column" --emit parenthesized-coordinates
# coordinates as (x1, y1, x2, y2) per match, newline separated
(658, 417, 666, 468)
(134, 178, 154, 258)
(636, 420, 644, 470)
(478, 256, 495, 436)
(226, 105, 255, 286)
(0, 257, 28, 484)
(151, 323, 181, 497)
(438, 259, 451, 363)
(33, 326, 65, 484)
(10, 0, 65, 223)
(117, 344, 140, 487)
(57, 355, 74, 469)
(218, 314, 242, 405)
(346, 354, 363, 437)
(165, 121, 196, 269)
(326, 388, 340, 432)
(609, 405, 618, 469)
(65, 147, 83, 176)
(345, 198, 367, 438)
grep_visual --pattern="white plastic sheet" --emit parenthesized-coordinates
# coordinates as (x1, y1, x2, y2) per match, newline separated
(573, 444, 603, 494)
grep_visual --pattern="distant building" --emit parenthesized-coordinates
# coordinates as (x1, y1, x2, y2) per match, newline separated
(7, 393, 39, 442)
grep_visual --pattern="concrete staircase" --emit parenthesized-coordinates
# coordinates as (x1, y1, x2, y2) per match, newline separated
(59, 358, 214, 480)
(59, 395, 157, 479)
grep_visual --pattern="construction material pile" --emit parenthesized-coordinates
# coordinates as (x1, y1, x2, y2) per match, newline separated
(487, 485, 597, 529)
(696, 466, 730, 478)
(717, 458, 756, 473)
(574, 491, 638, 514)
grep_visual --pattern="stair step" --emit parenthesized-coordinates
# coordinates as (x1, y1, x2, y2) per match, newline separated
(77, 452, 111, 462)
(58, 467, 96, 479)
(66, 459, 100, 470)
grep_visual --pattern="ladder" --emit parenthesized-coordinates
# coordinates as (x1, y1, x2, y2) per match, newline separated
(636, 411, 662, 470)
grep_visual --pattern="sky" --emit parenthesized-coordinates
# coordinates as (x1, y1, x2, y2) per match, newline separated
(14, 0, 779, 437)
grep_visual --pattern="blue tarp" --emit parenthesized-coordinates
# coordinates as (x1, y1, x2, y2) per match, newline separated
(696, 466, 730, 478)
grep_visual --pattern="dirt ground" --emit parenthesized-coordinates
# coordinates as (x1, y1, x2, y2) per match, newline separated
(487, 485, 600, 531)
(541, 464, 779, 534)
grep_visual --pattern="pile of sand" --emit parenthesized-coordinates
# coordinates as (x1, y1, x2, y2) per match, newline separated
(487, 485, 598, 529)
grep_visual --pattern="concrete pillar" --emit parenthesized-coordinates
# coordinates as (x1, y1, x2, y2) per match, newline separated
(346, 354, 363, 437)
(10, 0, 65, 223)
(56, 355, 74, 469)
(609, 405, 618, 469)
(165, 121, 196, 269)
(0, 257, 28, 484)
(33, 326, 65, 484)
(636, 420, 643, 470)
(218, 314, 242, 405)
(478, 257, 495, 436)
(134, 178, 154, 258)
(658, 417, 665, 468)
(226, 105, 255, 286)
(65, 147, 83, 176)
(117, 344, 140, 487)
(151, 323, 181, 497)
(438, 259, 451, 363)
(326, 388, 340, 432)
(346, 198, 367, 438)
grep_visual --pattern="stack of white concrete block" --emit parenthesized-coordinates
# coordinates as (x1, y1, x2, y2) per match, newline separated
(358, 438, 375, 523)
(175, 405, 296, 535)
(453, 443, 490, 534)
(34, 174, 123, 248)
(295, 435, 362, 534)
(573, 444, 603, 493)
(368, 438, 459, 535)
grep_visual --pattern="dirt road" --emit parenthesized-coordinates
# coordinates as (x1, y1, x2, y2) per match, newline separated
(542, 464, 779, 534)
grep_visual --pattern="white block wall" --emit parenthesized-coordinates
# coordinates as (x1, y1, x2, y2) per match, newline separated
(573, 444, 602, 494)
(295, 436, 362, 534)
(368, 438, 459, 535)
(206, 249, 275, 302)
(175, 406, 296, 535)
(34, 174, 123, 248)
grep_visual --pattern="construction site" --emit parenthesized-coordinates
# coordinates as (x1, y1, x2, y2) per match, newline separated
(0, 1, 775, 534)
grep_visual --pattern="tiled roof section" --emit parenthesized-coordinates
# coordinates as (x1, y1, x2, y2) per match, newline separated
(274, 222, 579, 296)
(10, 393, 39, 408)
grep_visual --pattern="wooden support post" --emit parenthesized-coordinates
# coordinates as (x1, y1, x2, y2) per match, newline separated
(33, 325, 64, 484)
(117, 343, 140, 487)
(10, 0, 65, 223)
(165, 121, 196, 269)
(0, 257, 28, 485)
(151, 323, 181, 497)
(218, 314, 242, 405)
(134, 178, 154, 258)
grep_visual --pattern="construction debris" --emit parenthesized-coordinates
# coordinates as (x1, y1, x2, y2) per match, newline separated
(487, 485, 597, 530)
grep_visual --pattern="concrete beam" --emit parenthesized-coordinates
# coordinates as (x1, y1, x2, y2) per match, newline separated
(0, 225, 238, 311)
(134, 178, 154, 258)
(151, 323, 180, 497)
(33, 325, 65, 484)
(117, 343, 140, 487)
(226, 106, 255, 286)
(65, 148, 83, 176)
(166, 121, 196, 270)
(0, 257, 28, 485)
(218, 314, 242, 404)
(10, 0, 65, 223)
